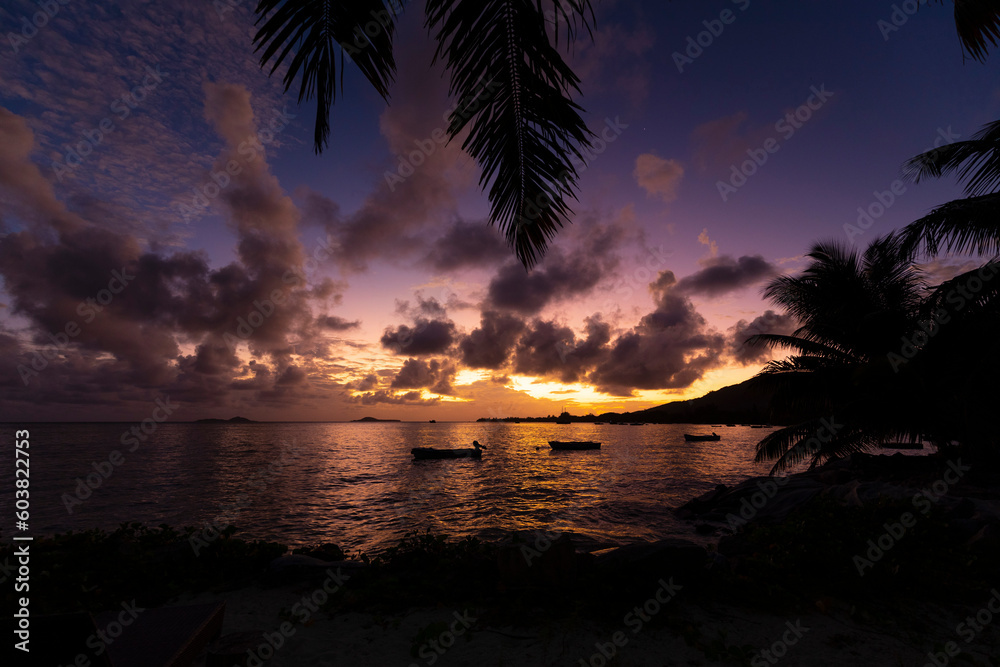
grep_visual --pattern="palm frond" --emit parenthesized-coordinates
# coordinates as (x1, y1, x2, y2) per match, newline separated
(896, 193, 1000, 258)
(746, 334, 857, 363)
(756, 417, 924, 475)
(903, 119, 1000, 197)
(425, 0, 595, 268)
(934, 0, 1000, 61)
(253, 0, 403, 153)
(919, 259, 1000, 315)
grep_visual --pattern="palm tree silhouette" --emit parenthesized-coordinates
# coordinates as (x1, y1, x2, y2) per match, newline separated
(746, 236, 930, 473)
(748, 234, 1000, 473)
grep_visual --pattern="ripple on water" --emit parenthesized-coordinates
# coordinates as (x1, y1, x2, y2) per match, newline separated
(6, 422, 780, 551)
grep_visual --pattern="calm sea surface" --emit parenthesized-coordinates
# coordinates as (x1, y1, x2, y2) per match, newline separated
(2, 422, 789, 552)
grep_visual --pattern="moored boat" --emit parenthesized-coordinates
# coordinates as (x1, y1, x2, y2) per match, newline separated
(683, 432, 720, 442)
(549, 440, 601, 450)
(411, 441, 485, 460)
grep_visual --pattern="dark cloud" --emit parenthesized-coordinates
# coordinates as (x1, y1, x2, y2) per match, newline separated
(396, 295, 448, 320)
(727, 310, 797, 365)
(317, 315, 360, 331)
(276, 365, 307, 385)
(421, 220, 509, 271)
(0, 90, 348, 417)
(349, 373, 380, 391)
(391, 358, 456, 395)
(588, 271, 727, 395)
(512, 316, 611, 383)
(293, 32, 469, 274)
(674, 255, 776, 298)
(380, 318, 456, 356)
(486, 225, 622, 314)
(352, 389, 438, 405)
(459, 310, 527, 369)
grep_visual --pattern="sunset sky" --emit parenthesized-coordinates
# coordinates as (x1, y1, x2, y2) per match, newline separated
(1, 0, 996, 421)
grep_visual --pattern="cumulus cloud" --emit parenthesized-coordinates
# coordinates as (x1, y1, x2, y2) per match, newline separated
(421, 220, 509, 272)
(391, 358, 456, 395)
(587, 271, 727, 395)
(634, 153, 684, 202)
(486, 233, 620, 315)
(0, 88, 353, 417)
(727, 310, 797, 366)
(380, 318, 457, 356)
(317, 315, 360, 331)
(674, 255, 777, 298)
(459, 310, 527, 370)
(352, 389, 438, 406)
(512, 315, 611, 383)
(697, 228, 719, 258)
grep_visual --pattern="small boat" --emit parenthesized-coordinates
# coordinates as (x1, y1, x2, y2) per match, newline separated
(549, 440, 601, 450)
(725, 424, 736, 427)
(683, 432, 720, 442)
(412, 441, 484, 460)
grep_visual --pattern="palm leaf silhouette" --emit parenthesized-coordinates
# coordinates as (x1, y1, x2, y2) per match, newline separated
(425, 0, 595, 268)
(253, 0, 403, 153)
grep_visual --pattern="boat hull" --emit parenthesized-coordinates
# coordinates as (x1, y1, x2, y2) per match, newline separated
(548, 441, 601, 450)
(683, 434, 720, 442)
(411, 447, 482, 460)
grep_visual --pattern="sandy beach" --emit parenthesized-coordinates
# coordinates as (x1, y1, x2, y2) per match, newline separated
(181, 579, 1000, 666)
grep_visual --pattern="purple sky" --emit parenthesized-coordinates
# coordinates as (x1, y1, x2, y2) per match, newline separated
(0, 0, 995, 421)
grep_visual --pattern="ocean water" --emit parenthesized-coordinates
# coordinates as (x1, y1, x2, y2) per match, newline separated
(2, 422, 785, 552)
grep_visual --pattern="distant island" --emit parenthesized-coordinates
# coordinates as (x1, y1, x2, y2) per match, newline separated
(351, 416, 401, 422)
(477, 375, 800, 425)
(194, 416, 257, 423)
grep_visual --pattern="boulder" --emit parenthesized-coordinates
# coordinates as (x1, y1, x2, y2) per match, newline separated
(593, 537, 707, 582)
(264, 554, 366, 585)
(496, 530, 576, 587)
